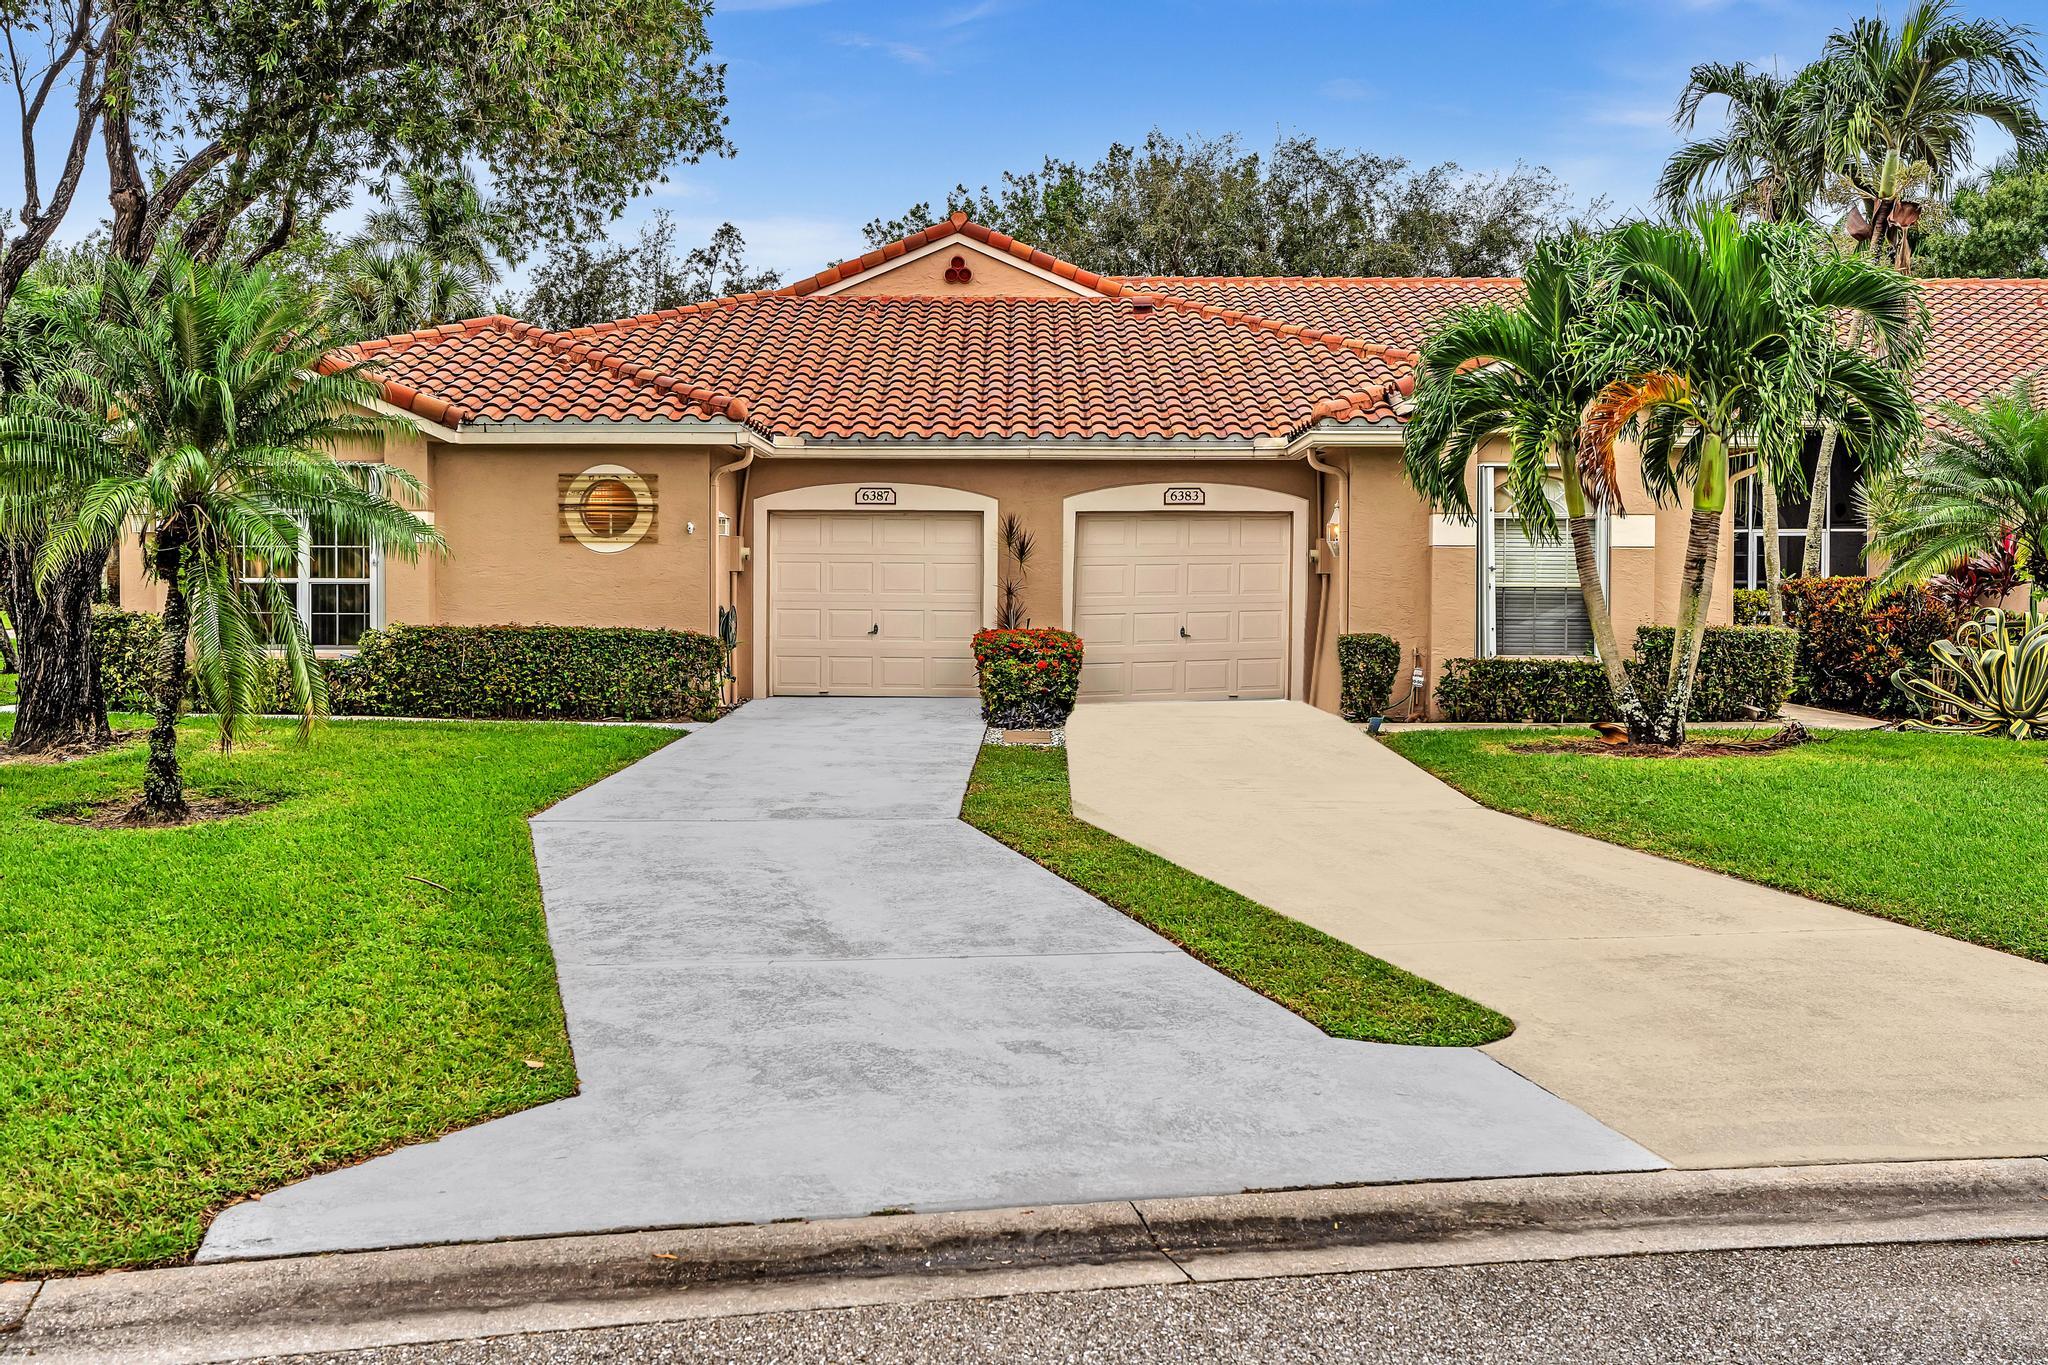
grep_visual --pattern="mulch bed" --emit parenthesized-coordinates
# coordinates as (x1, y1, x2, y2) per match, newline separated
(40, 794, 273, 829)
(1511, 721, 1813, 760)
(0, 728, 147, 766)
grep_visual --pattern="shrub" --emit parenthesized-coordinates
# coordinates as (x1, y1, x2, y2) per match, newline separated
(1781, 577, 1964, 717)
(1337, 633, 1401, 721)
(91, 606, 165, 710)
(1435, 656, 1613, 723)
(973, 627, 1083, 728)
(1897, 608, 2048, 739)
(1631, 625, 1797, 721)
(338, 624, 725, 721)
(1732, 588, 1772, 625)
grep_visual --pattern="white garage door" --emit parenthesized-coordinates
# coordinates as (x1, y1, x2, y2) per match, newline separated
(1074, 512, 1291, 701)
(768, 511, 982, 696)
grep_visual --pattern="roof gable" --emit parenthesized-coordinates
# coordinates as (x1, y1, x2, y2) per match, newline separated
(777, 212, 1103, 299)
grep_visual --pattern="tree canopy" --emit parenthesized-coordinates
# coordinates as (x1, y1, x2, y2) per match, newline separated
(1914, 151, 2048, 276)
(507, 215, 781, 332)
(864, 131, 1585, 278)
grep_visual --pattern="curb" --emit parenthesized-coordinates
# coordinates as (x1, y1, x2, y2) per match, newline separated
(9, 1158, 2048, 1364)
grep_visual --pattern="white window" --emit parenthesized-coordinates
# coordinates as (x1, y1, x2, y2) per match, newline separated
(242, 514, 380, 649)
(1478, 468, 1597, 658)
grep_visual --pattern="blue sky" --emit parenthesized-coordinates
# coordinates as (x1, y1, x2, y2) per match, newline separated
(651, 0, 2045, 277)
(10, 0, 2048, 278)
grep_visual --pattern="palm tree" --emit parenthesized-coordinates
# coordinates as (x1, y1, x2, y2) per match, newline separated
(1578, 210, 1927, 744)
(1405, 234, 1654, 737)
(1866, 377, 2048, 609)
(332, 169, 511, 338)
(1798, 1, 2045, 576)
(0, 252, 442, 821)
(1660, 61, 1836, 623)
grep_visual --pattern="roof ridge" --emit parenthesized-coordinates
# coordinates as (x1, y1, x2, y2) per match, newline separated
(1112, 275, 1523, 286)
(492, 317, 753, 425)
(1917, 276, 2048, 287)
(1091, 278, 1421, 365)
(774, 211, 1114, 299)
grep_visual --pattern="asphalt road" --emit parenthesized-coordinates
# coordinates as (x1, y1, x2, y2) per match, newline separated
(267, 1239, 2048, 1365)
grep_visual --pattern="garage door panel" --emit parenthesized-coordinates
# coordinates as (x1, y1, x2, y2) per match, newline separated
(1074, 511, 1290, 703)
(769, 511, 982, 697)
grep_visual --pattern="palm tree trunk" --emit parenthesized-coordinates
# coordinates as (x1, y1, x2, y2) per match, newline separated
(1761, 475, 1786, 626)
(1649, 505, 1727, 747)
(3, 534, 112, 754)
(137, 547, 190, 821)
(1566, 513, 1653, 739)
(1803, 221, 1899, 580)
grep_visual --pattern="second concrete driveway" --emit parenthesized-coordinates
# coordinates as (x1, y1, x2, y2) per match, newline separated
(200, 699, 1652, 1261)
(1067, 702, 2048, 1168)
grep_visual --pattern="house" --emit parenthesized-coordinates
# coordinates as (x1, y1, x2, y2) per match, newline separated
(117, 215, 2048, 714)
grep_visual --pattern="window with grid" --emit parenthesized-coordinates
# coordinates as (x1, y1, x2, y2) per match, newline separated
(239, 514, 376, 648)
(1483, 473, 1594, 657)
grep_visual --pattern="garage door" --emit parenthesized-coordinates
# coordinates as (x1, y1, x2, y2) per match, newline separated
(768, 512, 982, 696)
(1073, 512, 1291, 701)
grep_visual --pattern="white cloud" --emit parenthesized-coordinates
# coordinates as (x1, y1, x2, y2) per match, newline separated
(939, 0, 1002, 26)
(833, 32, 936, 69)
(1320, 77, 1372, 102)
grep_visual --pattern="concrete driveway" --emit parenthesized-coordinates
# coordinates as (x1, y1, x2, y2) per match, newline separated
(200, 698, 1653, 1262)
(1066, 702, 2048, 1169)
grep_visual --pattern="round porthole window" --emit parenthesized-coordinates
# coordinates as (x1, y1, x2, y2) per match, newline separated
(580, 478, 640, 537)
(560, 464, 655, 553)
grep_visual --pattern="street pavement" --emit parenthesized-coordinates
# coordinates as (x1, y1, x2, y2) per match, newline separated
(255, 1239, 2048, 1364)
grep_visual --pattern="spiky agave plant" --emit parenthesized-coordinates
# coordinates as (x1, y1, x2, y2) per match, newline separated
(1897, 608, 2048, 739)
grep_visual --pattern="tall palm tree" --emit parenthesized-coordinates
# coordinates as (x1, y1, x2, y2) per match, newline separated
(1799, 0, 2045, 575)
(333, 169, 512, 339)
(0, 252, 442, 821)
(1579, 210, 1927, 744)
(1866, 377, 2048, 609)
(1660, 61, 1835, 623)
(1405, 235, 1654, 736)
(1660, 62, 1832, 225)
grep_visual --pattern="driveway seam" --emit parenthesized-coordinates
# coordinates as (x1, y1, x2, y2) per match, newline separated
(557, 948, 1185, 968)
(1128, 1200, 1196, 1283)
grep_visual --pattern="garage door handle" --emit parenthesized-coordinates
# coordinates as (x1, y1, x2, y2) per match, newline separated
(868, 624, 879, 635)
(1179, 626, 1191, 639)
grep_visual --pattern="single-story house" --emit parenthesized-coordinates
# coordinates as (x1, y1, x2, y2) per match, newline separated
(117, 214, 2048, 714)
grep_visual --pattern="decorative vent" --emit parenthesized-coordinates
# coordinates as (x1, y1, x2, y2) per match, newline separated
(943, 254, 973, 285)
(560, 466, 657, 553)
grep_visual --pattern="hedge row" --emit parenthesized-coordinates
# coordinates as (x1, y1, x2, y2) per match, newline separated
(1336, 633, 1401, 721)
(88, 613, 725, 721)
(1434, 625, 1798, 723)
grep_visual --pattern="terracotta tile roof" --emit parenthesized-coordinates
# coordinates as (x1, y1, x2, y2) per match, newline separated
(557, 294, 1413, 441)
(333, 315, 750, 428)
(334, 217, 2048, 444)
(1913, 279, 2048, 412)
(1111, 277, 1524, 354)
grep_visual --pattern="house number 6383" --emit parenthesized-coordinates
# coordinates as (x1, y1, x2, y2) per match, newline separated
(1164, 487, 1205, 505)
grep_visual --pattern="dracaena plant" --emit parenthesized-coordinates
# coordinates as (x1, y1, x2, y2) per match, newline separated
(1897, 607, 2048, 739)
(1575, 209, 1926, 745)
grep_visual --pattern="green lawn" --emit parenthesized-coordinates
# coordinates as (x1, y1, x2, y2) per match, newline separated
(0, 716, 676, 1277)
(962, 745, 1513, 1048)
(1382, 728, 2048, 962)
(1, 672, 14, 705)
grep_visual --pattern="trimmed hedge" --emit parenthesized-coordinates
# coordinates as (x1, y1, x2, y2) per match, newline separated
(1337, 633, 1401, 721)
(973, 627, 1083, 728)
(339, 624, 724, 720)
(1633, 625, 1797, 721)
(1780, 577, 1964, 717)
(1436, 656, 1612, 724)
(92, 606, 165, 710)
(1436, 625, 1797, 723)
(1732, 588, 1772, 625)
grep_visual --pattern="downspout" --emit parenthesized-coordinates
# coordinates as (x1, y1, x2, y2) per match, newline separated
(711, 446, 757, 698)
(1303, 447, 1348, 710)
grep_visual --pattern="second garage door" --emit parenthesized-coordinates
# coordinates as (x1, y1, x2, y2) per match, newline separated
(768, 511, 982, 696)
(1074, 512, 1291, 701)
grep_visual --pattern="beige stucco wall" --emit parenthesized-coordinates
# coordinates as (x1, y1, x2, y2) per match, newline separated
(831, 240, 1089, 298)
(431, 443, 718, 631)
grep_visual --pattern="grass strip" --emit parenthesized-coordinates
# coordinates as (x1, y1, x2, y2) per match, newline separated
(961, 744, 1514, 1048)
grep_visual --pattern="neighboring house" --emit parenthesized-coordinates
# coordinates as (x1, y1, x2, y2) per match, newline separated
(116, 215, 2048, 714)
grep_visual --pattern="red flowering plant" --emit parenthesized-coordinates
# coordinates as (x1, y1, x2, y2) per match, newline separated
(971, 627, 1084, 727)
